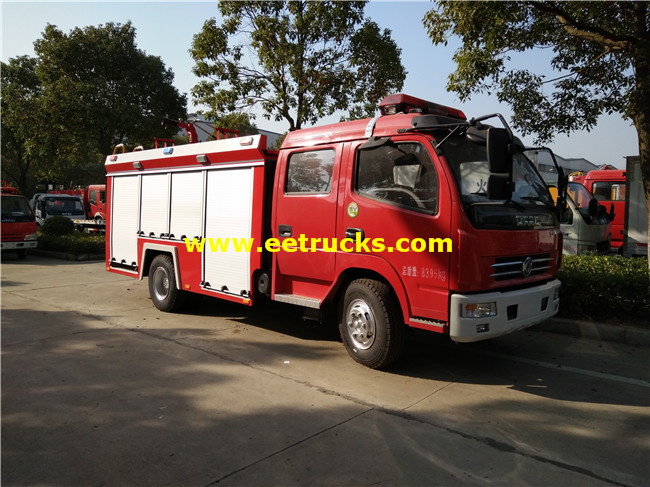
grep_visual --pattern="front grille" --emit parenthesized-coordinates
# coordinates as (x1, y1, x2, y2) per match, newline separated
(490, 253, 552, 281)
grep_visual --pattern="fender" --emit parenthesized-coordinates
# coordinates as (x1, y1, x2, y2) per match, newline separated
(139, 242, 181, 289)
(332, 251, 413, 322)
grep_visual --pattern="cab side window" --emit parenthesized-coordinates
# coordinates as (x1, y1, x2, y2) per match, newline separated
(356, 142, 438, 212)
(592, 181, 626, 201)
(285, 149, 335, 194)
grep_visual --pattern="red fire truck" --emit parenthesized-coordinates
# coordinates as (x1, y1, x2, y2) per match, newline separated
(1, 181, 38, 259)
(48, 184, 106, 220)
(106, 94, 563, 368)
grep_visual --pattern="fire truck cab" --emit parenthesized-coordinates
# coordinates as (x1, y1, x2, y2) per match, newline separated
(106, 94, 562, 368)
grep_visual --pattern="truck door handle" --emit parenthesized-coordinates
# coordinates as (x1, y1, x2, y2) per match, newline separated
(278, 224, 292, 237)
(345, 227, 364, 240)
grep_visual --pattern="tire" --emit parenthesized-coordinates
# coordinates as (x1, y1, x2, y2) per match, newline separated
(17, 250, 27, 260)
(148, 254, 187, 312)
(339, 278, 406, 369)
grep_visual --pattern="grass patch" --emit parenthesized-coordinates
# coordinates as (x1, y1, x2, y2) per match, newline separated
(38, 231, 105, 256)
(37, 215, 105, 256)
(558, 254, 650, 325)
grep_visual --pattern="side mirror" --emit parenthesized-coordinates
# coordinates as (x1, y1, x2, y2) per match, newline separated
(487, 174, 512, 200)
(486, 127, 512, 174)
(588, 198, 599, 217)
(609, 203, 616, 222)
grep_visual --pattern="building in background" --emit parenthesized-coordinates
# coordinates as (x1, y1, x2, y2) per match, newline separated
(526, 150, 598, 183)
(187, 113, 283, 149)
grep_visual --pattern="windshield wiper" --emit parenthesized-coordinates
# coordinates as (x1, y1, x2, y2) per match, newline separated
(467, 199, 525, 211)
(503, 200, 525, 211)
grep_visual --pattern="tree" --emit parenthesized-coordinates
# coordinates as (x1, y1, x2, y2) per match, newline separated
(211, 112, 259, 137)
(190, 0, 406, 131)
(424, 1, 650, 264)
(1, 22, 187, 191)
(1, 56, 48, 194)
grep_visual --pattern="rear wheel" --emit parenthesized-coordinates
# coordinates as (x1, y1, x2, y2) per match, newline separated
(339, 278, 406, 369)
(148, 254, 187, 312)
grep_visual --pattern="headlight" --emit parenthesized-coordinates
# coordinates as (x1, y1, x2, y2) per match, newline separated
(24, 233, 38, 241)
(461, 302, 497, 318)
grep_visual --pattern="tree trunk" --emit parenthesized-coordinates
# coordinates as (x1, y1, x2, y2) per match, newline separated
(631, 7, 650, 269)
(637, 119, 650, 269)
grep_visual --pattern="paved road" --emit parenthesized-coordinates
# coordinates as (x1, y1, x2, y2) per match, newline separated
(2, 255, 649, 486)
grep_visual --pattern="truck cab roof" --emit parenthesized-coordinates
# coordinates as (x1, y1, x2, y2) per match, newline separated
(281, 94, 467, 149)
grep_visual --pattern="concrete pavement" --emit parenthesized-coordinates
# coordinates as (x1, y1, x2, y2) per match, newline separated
(2, 255, 649, 486)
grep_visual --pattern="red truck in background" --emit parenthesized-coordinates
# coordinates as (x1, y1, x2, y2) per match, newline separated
(105, 94, 564, 368)
(84, 184, 107, 221)
(1, 181, 38, 259)
(37, 184, 106, 231)
(46, 184, 106, 221)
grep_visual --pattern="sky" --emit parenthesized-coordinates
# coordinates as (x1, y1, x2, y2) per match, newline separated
(1, 0, 639, 168)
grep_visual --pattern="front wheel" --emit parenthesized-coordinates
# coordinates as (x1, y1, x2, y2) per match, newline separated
(339, 279, 406, 369)
(148, 254, 187, 312)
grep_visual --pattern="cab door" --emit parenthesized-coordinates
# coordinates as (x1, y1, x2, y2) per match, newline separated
(338, 136, 453, 322)
(272, 146, 341, 300)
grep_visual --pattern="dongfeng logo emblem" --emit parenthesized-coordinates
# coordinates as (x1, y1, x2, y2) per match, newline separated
(516, 215, 540, 227)
(522, 257, 533, 277)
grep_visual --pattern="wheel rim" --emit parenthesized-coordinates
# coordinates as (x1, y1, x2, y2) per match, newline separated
(345, 298, 376, 350)
(152, 266, 170, 302)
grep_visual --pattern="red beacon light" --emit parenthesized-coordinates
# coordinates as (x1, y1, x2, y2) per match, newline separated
(378, 94, 466, 120)
(1, 181, 18, 194)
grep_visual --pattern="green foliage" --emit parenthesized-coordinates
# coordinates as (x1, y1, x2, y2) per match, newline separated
(425, 1, 650, 269)
(558, 254, 650, 324)
(211, 112, 258, 137)
(270, 132, 287, 151)
(1, 22, 187, 193)
(38, 231, 105, 255)
(40, 216, 75, 236)
(423, 2, 643, 143)
(0, 56, 46, 195)
(190, 0, 406, 131)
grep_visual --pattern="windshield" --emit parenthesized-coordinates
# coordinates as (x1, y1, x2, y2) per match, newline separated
(438, 133, 557, 229)
(1, 195, 35, 223)
(567, 182, 595, 210)
(42, 197, 85, 217)
(356, 141, 438, 212)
